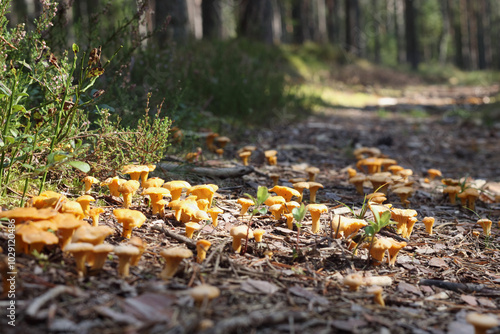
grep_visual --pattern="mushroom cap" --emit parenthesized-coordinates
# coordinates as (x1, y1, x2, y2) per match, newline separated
(0, 207, 58, 223)
(88, 207, 105, 216)
(466, 312, 499, 331)
(60, 201, 84, 219)
(264, 196, 286, 206)
(343, 273, 365, 290)
(93, 243, 115, 254)
(349, 174, 367, 183)
(368, 173, 392, 183)
(292, 182, 310, 191)
(284, 201, 300, 212)
(207, 207, 223, 215)
(76, 195, 95, 204)
(422, 217, 435, 225)
(113, 209, 147, 228)
(353, 147, 381, 159)
(197, 239, 212, 249)
(307, 182, 324, 190)
(239, 145, 257, 152)
(163, 180, 191, 192)
(32, 219, 59, 231)
(83, 176, 99, 184)
(193, 210, 209, 221)
(305, 166, 320, 174)
(185, 222, 202, 231)
(118, 180, 140, 194)
(215, 136, 231, 145)
(230, 225, 253, 239)
(142, 177, 165, 189)
(64, 242, 94, 253)
(160, 247, 193, 260)
(142, 187, 171, 198)
(427, 168, 442, 177)
(237, 198, 254, 207)
(239, 151, 251, 158)
(443, 185, 461, 194)
(30, 191, 66, 209)
(114, 244, 140, 257)
(122, 165, 149, 174)
(331, 215, 368, 237)
(187, 185, 217, 201)
(101, 176, 125, 186)
(307, 204, 328, 214)
(189, 284, 220, 303)
(21, 227, 59, 247)
(264, 150, 277, 158)
(72, 225, 114, 245)
(387, 165, 405, 174)
(392, 186, 414, 195)
(52, 213, 86, 230)
(269, 186, 301, 201)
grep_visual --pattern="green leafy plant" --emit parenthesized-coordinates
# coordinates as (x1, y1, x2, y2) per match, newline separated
(291, 203, 307, 260)
(241, 186, 270, 254)
(354, 210, 395, 265)
(86, 94, 171, 177)
(0, 0, 109, 205)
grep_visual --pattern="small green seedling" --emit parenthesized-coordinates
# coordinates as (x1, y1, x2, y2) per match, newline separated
(291, 203, 307, 257)
(361, 209, 395, 264)
(241, 186, 270, 254)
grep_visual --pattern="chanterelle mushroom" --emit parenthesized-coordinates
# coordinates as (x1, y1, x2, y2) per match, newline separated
(230, 225, 253, 253)
(114, 245, 140, 277)
(118, 180, 140, 209)
(189, 284, 220, 307)
(113, 209, 147, 239)
(466, 312, 499, 334)
(159, 247, 193, 280)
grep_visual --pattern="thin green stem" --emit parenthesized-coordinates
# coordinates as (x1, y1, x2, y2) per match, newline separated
(0, 77, 18, 194)
(38, 52, 78, 194)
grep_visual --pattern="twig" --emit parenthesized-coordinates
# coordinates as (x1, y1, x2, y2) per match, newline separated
(26, 285, 83, 320)
(151, 223, 196, 249)
(419, 279, 500, 296)
(156, 163, 255, 179)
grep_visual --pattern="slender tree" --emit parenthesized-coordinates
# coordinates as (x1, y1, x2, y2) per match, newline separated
(404, 0, 418, 69)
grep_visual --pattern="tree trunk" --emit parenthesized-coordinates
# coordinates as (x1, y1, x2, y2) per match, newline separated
(202, 0, 222, 39)
(394, 0, 405, 64)
(459, 0, 470, 69)
(404, 0, 418, 69)
(372, 0, 381, 64)
(467, 0, 478, 70)
(315, 0, 328, 43)
(438, 0, 451, 64)
(239, 0, 281, 44)
(345, 0, 359, 55)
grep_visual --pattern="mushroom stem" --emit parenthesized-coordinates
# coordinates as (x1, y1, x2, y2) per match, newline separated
(310, 212, 322, 234)
(232, 237, 244, 253)
(122, 193, 133, 209)
(161, 258, 184, 279)
(196, 240, 211, 263)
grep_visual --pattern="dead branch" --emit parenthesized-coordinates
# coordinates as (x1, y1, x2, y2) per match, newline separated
(419, 279, 500, 296)
(156, 163, 255, 179)
(151, 223, 197, 249)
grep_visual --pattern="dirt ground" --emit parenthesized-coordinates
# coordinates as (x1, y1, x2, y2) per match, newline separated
(2, 85, 500, 334)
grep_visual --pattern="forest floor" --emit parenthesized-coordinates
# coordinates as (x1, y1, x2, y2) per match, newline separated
(2, 83, 500, 334)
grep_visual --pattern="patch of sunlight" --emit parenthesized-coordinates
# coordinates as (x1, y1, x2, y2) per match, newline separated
(298, 84, 379, 110)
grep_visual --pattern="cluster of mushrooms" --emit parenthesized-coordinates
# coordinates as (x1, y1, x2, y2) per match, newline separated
(0, 136, 498, 317)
